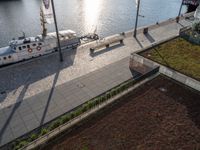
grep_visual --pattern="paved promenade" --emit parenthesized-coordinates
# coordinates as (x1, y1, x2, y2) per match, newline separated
(0, 15, 193, 147)
(0, 16, 192, 109)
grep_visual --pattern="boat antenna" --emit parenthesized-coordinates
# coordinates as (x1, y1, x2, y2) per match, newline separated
(18, 31, 26, 40)
(22, 31, 25, 38)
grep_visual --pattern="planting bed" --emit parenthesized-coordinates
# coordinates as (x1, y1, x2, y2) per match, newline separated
(42, 75, 200, 150)
(140, 37, 200, 81)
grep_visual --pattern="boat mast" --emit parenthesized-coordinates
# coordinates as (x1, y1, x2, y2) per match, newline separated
(40, 7, 47, 38)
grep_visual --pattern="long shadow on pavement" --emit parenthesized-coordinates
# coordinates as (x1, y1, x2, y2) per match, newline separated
(0, 48, 77, 103)
(0, 83, 29, 144)
(134, 37, 144, 48)
(144, 33, 155, 43)
(40, 66, 61, 126)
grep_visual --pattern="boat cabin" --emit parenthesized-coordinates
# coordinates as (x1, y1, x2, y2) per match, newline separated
(9, 37, 44, 53)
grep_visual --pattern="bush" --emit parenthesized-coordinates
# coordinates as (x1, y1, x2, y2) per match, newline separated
(94, 98, 101, 105)
(105, 92, 111, 99)
(119, 84, 125, 91)
(82, 104, 89, 112)
(74, 107, 83, 117)
(29, 133, 38, 141)
(49, 120, 61, 131)
(102, 95, 107, 102)
(193, 21, 200, 34)
(70, 112, 75, 119)
(110, 89, 116, 97)
(40, 128, 49, 136)
(87, 101, 94, 109)
(15, 140, 28, 149)
(60, 114, 71, 124)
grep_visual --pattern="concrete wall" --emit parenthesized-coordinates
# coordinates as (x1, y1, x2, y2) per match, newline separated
(130, 53, 200, 92)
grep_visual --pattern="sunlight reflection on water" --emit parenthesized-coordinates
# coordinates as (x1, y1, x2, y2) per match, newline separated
(83, 0, 103, 33)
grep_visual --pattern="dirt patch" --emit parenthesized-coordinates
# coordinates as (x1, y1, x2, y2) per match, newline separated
(42, 75, 200, 150)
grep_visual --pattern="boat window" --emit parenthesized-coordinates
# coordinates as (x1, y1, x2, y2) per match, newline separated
(27, 45, 30, 48)
(38, 43, 42, 46)
(32, 43, 36, 47)
(22, 46, 26, 49)
(14, 47, 16, 50)
(18, 47, 22, 51)
(8, 56, 11, 59)
(3, 57, 6, 60)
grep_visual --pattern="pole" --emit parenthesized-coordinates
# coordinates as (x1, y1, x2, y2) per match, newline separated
(134, 0, 141, 38)
(51, 0, 63, 62)
(177, 0, 183, 22)
(40, 8, 47, 38)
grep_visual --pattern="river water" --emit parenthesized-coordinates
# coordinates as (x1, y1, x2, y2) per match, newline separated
(0, 0, 186, 47)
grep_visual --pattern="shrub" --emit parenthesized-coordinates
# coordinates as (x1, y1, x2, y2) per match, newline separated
(82, 104, 89, 112)
(29, 133, 38, 141)
(106, 92, 111, 99)
(70, 112, 75, 119)
(87, 101, 94, 109)
(15, 140, 28, 149)
(60, 114, 70, 124)
(82, 145, 89, 150)
(49, 120, 61, 131)
(74, 107, 83, 117)
(192, 21, 200, 34)
(94, 98, 100, 105)
(119, 84, 125, 91)
(116, 87, 121, 94)
(40, 128, 49, 136)
(110, 89, 116, 97)
(102, 95, 107, 102)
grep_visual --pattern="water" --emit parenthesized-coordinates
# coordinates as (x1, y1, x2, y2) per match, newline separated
(0, 0, 186, 47)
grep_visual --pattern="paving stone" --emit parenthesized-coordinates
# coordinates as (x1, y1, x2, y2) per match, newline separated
(0, 135, 13, 146)
(24, 118, 40, 131)
(11, 123, 28, 139)
(33, 109, 45, 121)
(9, 117, 25, 130)
(0, 127, 13, 146)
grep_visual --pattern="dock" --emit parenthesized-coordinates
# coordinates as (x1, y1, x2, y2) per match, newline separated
(0, 13, 193, 147)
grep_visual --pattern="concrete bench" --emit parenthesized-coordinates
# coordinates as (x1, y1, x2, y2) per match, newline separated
(90, 36, 124, 53)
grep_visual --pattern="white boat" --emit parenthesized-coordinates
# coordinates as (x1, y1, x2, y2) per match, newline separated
(0, 30, 80, 66)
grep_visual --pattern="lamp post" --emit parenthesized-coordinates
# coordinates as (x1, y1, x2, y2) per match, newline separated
(51, 0, 63, 62)
(177, 0, 184, 22)
(134, 0, 141, 37)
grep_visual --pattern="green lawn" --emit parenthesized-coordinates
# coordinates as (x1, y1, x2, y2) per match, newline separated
(141, 38, 200, 81)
